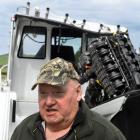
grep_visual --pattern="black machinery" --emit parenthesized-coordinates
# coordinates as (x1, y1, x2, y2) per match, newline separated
(78, 32, 140, 140)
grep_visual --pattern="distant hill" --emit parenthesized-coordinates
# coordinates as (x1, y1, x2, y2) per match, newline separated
(0, 54, 8, 76)
(0, 54, 8, 67)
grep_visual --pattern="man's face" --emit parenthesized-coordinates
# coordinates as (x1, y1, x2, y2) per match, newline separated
(38, 80, 82, 126)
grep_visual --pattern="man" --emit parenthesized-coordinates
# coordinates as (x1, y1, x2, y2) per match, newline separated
(11, 57, 126, 140)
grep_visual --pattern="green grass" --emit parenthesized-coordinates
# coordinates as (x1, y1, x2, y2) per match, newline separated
(0, 54, 8, 77)
(0, 54, 8, 66)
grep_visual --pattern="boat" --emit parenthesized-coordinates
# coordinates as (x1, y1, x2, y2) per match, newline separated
(0, 2, 139, 140)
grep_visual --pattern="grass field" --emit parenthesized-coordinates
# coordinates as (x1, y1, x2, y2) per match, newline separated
(0, 54, 8, 66)
(0, 54, 8, 77)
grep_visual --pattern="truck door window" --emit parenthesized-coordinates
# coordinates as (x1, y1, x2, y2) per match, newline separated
(18, 26, 47, 59)
(51, 27, 82, 63)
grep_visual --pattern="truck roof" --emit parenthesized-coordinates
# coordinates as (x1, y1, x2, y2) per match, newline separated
(14, 13, 127, 35)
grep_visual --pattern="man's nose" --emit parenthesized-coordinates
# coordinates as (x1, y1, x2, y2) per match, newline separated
(45, 95, 56, 106)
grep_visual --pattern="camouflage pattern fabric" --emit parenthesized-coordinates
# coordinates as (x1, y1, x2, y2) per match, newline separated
(32, 57, 80, 90)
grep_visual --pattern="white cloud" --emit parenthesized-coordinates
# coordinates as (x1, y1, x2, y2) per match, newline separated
(0, 0, 140, 54)
(0, 0, 22, 5)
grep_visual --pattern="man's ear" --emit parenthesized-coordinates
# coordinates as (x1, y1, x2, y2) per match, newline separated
(76, 84, 82, 101)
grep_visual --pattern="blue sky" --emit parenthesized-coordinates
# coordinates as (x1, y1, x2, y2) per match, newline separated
(0, 0, 140, 54)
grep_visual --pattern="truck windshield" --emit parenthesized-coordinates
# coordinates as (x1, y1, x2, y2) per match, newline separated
(18, 26, 47, 59)
(51, 27, 82, 63)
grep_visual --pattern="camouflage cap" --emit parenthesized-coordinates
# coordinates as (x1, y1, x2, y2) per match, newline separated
(31, 57, 80, 90)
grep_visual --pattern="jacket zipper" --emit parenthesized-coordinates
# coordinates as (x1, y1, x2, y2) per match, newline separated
(74, 129, 78, 140)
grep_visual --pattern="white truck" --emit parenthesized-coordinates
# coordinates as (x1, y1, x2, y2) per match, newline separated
(0, 2, 139, 140)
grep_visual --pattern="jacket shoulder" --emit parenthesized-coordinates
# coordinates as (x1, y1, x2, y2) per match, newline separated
(89, 110, 126, 139)
(10, 113, 40, 140)
(16, 112, 40, 129)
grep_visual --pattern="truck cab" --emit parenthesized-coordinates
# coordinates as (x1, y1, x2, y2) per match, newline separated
(0, 7, 112, 138)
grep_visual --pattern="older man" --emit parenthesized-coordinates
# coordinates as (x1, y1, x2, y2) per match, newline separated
(11, 57, 126, 140)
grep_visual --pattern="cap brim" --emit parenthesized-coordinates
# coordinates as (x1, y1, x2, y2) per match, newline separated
(31, 83, 38, 90)
(31, 78, 74, 91)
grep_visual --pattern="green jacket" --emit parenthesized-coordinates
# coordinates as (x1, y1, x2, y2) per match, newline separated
(11, 101, 126, 140)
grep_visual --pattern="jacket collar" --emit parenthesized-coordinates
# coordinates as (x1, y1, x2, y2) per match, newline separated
(72, 100, 94, 139)
(27, 113, 44, 139)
